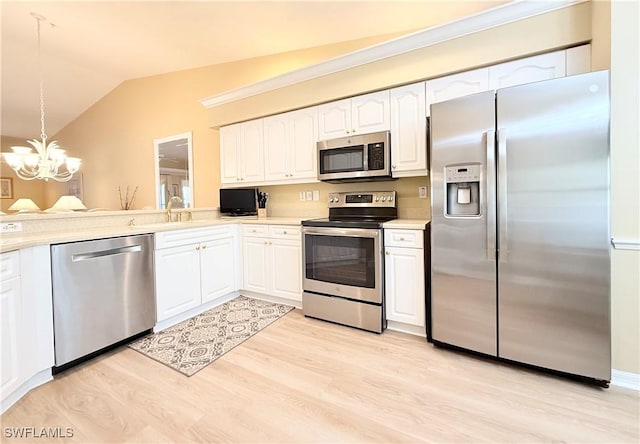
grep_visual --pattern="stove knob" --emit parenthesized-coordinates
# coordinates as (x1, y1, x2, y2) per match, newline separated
(388, 195, 394, 202)
(374, 197, 380, 202)
(381, 197, 386, 202)
(334, 197, 340, 203)
(328, 197, 334, 203)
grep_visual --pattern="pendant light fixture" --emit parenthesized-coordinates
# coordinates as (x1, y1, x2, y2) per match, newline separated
(3, 12, 81, 182)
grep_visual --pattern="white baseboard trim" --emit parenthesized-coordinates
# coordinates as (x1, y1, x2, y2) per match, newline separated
(611, 369, 640, 390)
(240, 290, 302, 310)
(386, 320, 427, 337)
(154, 291, 240, 332)
(1, 369, 53, 414)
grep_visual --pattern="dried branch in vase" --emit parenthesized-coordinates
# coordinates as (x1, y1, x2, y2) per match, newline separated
(119, 185, 139, 210)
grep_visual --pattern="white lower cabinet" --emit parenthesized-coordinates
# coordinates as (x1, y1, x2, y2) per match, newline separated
(1, 247, 54, 414)
(242, 224, 302, 303)
(384, 229, 426, 334)
(155, 225, 239, 325)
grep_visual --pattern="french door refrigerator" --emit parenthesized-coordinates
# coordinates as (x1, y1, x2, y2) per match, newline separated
(429, 70, 610, 384)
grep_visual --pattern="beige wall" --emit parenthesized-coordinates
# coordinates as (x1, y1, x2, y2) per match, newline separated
(50, 33, 404, 210)
(0, 136, 47, 212)
(207, 3, 592, 127)
(609, 0, 640, 374)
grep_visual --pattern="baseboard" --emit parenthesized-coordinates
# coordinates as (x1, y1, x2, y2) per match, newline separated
(1, 369, 52, 414)
(611, 369, 640, 390)
(154, 291, 240, 332)
(239, 291, 302, 310)
(386, 320, 427, 337)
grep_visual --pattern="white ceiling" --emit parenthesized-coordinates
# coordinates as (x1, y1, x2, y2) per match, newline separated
(1, 1, 505, 139)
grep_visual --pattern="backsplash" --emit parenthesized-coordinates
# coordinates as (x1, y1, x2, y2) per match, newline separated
(259, 176, 430, 220)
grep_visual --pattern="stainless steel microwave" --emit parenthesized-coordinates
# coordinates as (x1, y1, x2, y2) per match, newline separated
(317, 131, 393, 182)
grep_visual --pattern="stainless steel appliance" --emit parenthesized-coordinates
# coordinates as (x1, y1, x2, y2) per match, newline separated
(51, 234, 155, 368)
(429, 70, 611, 384)
(302, 191, 397, 332)
(317, 131, 393, 182)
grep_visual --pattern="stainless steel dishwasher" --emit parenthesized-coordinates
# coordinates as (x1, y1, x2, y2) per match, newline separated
(51, 234, 155, 368)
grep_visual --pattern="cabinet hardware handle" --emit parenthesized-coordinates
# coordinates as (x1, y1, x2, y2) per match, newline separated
(399, 237, 405, 241)
(202, 245, 207, 249)
(196, 246, 200, 250)
(283, 231, 287, 234)
(392, 165, 397, 169)
(385, 251, 390, 255)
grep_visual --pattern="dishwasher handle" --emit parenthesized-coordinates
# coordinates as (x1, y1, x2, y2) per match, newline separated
(71, 244, 143, 262)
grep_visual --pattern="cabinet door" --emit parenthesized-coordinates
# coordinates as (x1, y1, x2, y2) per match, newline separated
(220, 124, 241, 184)
(155, 245, 201, 321)
(318, 98, 351, 140)
(288, 107, 318, 180)
(390, 83, 427, 177)
(1, 277, 22, 398)
(200, 238, 237, 303)
(240, 119, 265, 183)
(242, 237, 269, 294)
(351, 90, 390, 134)
(385, 246, 425, 327)
(264, 114, 290, 182)
(425, 68, 489, 116)
(488, 51, 566, 90)
(269, 239, 302, 301)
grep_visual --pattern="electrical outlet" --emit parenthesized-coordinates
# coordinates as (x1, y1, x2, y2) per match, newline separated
(299, 191, 306, 201)
(1, 222, 23, 233)
(418, 186, 428, 198)
(306, 191, 313, 201)
(313, 190, 320, 201)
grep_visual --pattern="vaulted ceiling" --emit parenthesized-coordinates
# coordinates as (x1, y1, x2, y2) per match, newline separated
(1, 1, 506, 139)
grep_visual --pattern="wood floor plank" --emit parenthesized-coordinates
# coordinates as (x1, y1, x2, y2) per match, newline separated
(2, 309, 638, 443)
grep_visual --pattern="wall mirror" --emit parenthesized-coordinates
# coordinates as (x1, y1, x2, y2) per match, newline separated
(153, 131, 193, 209)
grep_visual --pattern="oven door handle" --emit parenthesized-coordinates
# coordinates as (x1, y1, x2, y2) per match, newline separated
(302, 227, 380, 238)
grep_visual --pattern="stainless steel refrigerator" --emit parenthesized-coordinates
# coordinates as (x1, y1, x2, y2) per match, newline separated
(429, 70, 611, 383)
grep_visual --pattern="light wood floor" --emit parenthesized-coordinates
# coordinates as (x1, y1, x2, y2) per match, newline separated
(2, 309, 639, 443)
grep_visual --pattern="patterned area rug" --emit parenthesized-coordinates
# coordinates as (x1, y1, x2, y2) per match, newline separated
(128, 295, 294, 376)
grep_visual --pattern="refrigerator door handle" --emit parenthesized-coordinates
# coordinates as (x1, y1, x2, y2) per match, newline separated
(486, 130, 496, 260)
(497, 128, 508, 263)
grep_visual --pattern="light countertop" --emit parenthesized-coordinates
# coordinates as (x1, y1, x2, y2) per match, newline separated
(1, 217, 429, 253)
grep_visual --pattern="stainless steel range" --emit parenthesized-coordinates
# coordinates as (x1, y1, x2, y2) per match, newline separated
(301, 191, 397, 333)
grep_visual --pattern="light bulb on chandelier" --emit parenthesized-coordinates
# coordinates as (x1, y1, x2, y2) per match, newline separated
(3, 12, 81, 182)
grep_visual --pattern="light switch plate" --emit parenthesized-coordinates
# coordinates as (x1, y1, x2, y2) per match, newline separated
(299, 191, 306, 201)
(313, 190, 320, 201)
(419, 186, 428, 198)
(1, 222, 23, 233)
(306, 191, 313, 201)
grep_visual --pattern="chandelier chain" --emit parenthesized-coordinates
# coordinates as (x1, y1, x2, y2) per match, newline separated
(36, 15, 47, 143)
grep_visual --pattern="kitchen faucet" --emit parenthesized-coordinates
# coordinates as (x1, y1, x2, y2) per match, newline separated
(166, 195, 183, 222)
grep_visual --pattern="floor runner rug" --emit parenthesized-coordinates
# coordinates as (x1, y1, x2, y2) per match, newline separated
(128, 295, 294, 376)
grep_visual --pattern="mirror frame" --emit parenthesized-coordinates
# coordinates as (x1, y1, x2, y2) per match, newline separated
(153, 131, 194, 209)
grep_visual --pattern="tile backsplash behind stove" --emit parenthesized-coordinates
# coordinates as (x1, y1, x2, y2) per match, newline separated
(259, 176, 430, 220)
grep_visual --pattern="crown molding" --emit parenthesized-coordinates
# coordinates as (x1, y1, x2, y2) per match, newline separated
(199, 0, 585, 109)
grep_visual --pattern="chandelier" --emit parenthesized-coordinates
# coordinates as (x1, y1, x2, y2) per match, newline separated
(3, 13, 81, 182)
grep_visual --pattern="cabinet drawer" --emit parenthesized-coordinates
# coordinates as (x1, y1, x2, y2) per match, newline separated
(384, 229, 423, 248)
(0, 251, 20, 281)
(269, 225, 301, 240)
(155, 225, 236, 249)
(242, 224, 268, 237)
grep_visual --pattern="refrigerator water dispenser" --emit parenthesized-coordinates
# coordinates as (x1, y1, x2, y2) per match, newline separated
(445, 164, 481, 217)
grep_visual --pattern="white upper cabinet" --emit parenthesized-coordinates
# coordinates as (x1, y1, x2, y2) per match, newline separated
(318, 91, 390, 140)
(264, 106, 318, 184)
(390, 83, 427, 177)
(488, 51, 566, 90)
(425, 68, 489, 116)
(220, 120, 264, 186)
